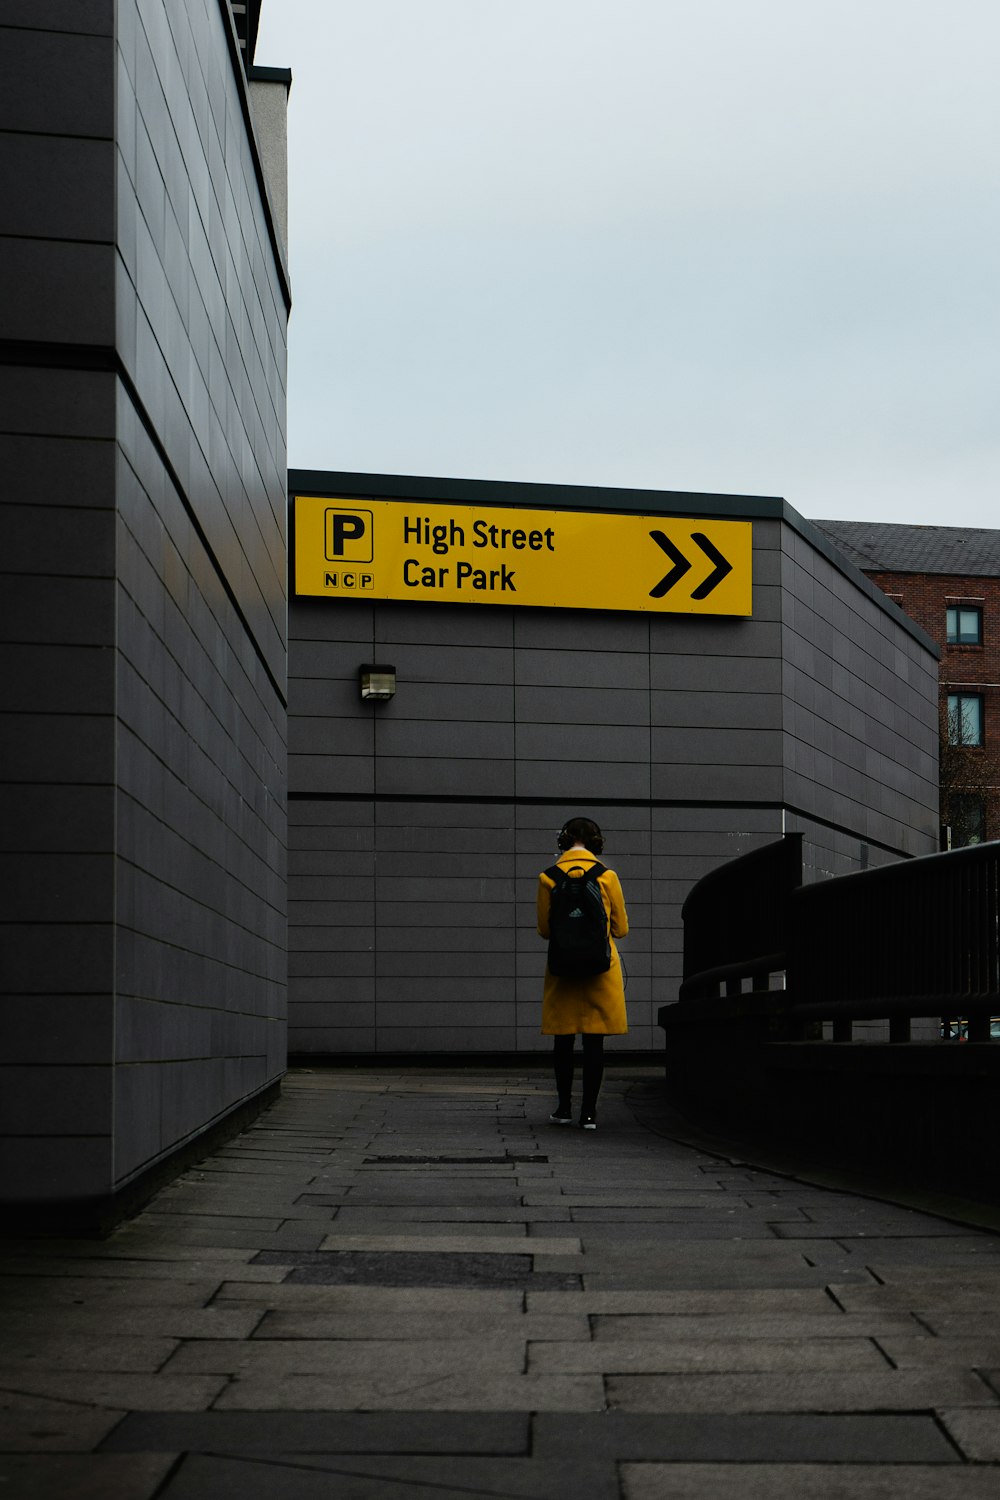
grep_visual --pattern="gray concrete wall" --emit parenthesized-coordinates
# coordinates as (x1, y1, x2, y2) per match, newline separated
(0, 0, 288, 1212)
(779, 522, 940, 866)
(286, 477, 940, 1057)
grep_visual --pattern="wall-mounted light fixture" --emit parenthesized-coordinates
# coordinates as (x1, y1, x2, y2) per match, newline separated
(359, 664, 396, 702)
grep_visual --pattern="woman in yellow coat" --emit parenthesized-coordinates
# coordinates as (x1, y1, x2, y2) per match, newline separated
(537, 816, 629, 1130)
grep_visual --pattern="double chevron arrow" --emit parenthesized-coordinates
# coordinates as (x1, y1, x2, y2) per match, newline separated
(649, 531, 733, 601)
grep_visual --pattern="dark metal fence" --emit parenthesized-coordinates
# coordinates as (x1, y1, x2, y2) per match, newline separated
(679, 833, 802, 1002)
(679, 834, 1000, 1043)
(787, 840, 1000, 1043)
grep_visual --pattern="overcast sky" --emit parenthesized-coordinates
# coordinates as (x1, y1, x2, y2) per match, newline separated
(256, 1, 999, 528)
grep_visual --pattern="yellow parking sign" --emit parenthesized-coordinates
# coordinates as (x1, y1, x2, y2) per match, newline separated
(293, 496, 752, 616)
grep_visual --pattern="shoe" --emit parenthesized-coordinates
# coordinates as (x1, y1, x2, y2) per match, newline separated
(580, 1115, 597, 1131)
(549, 1107, 574, 1125)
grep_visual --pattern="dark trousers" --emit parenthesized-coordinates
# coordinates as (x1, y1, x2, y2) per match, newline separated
(552, 1032, 605, 1116)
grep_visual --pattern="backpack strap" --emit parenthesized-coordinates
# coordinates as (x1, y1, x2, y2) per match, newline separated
(545, 861, 607, 882)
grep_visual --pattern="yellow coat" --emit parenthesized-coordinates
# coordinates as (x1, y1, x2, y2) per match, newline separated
(537, 851, 629, 1035)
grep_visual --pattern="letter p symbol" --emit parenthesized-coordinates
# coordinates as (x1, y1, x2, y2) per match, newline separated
(325, 507, 373, 562)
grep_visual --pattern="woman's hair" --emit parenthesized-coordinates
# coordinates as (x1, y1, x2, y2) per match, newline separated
(557, 817, 605, 855)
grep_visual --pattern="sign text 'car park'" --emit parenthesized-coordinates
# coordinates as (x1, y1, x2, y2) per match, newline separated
(293, 496, 752, 616)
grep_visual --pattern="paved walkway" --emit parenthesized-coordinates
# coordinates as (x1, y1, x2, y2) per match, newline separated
(3, 1067, 1000, 1498)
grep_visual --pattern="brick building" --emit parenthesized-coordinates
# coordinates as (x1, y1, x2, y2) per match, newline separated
(816, 523, 1000, 846)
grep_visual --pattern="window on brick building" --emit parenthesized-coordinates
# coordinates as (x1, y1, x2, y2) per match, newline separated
(950, 795, 986, 846)
(947, 693, 984, 746)
(946, 606, 983, 645)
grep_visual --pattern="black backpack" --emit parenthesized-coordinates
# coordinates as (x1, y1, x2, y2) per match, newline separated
(545, 860, 611, 978)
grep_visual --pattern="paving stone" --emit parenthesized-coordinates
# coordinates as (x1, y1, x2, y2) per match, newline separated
(165, 1336, 527, 1376)
(576, 1239, 835, 1263)
(772, 1220, 983, 1238)
(0, 1373, 228, 1411)
(136, 1214, 285, 1234)
(621, 1464, 1000, 1499)
(1, 1307, 264, 1339)
(255, 1249, 580, 1290)
(151, 1451, 512, 1500)
(0, 1409, 126, 1451)
(880, 1336, 1000, 1366)
(213, 1371, 606, 1411)
(40, 1243, 263, 1264)
(606, 1368, 999, 1412)
(938, 1407, 1000, 1459)
(923, 1313, 1000, 1337)
(593, 1312, 923, 1340)
(185, 1160, 318, 1177)
(215, 1284, 526, 1312)
(831, 1279, 1000, 1312)
(568, 1223, 790, 1241)
(253, 1311, 590, 1341)
(568, 1206, 806, 1222)
(527, 1288, 844, 1314)
(531, 1409, 959, 1464)
(523, 1193, 727, 1206)
(581, 1266, 875, 1290)
(258, 1453, 591, 1500)
(332, 1190, 524, 1205)
(0, 1277, 227, 1305)
(0, 1258, 281, 1284)
(315, 1233, 578, 1255)
(530, 1336, 887, 1373)
(106, 1226, 330, 1252)
(0, 1336, 178, 1372)
(160, 1202, 337, 1223)
(329, 1206, 573, 1223)
(0, 1452, 176, 1500)
(858, 1243, 1000, 1265)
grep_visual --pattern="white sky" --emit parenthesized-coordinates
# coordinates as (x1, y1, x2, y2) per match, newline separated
(256, 1, 1000, 527)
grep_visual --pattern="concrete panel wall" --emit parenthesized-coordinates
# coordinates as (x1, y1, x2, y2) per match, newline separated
(108, 0, 289, 1190)
(287, 485, 938, 1057)
(0, 4, 119, 1201)
(779, 524, 940, 861)
(1, 0, 288, 1213)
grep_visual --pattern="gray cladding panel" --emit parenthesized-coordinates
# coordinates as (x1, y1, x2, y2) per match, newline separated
(651, 654, 781, 694)
(376, 758, 515, 798)
(1, 433, 116, 508)
(778, 533, 940, 853)
(651, 690, 782, 730)
(513, 609, 649, 653)
(0, 2, 112, 32)
(0, 239, 115, 345)
(0, 25, 114, 137)
(375, 718, 515, 761)
(515, 761, 651, 802)
(0, 367, 116, 440)
(515, 648, 649, 690)
(516, 684, 650, 726)
(117, 0, 288, 686)
(292, 600, 375, 643)
(651, 727, 784, 766)
(0, 134, 114, 241)
(377, 642, 514, 685)
(375, 602, 514, 649)
(514, 722, 650, 762)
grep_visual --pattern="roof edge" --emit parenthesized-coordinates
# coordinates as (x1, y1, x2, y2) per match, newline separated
(286, 468, 939, 657)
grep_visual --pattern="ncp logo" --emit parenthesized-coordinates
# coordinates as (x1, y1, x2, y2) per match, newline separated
(324, 506, 373, 563)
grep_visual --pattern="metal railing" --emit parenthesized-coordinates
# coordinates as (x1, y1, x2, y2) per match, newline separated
(787, 840, 1000, 1043)
(678, 833, 1000, 1043)
(679, 833, 802, 1002)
